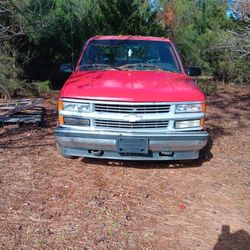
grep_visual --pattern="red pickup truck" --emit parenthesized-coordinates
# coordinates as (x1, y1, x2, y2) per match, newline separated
(56, 35, 208, 160)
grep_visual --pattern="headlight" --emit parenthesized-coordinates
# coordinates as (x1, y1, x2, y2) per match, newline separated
(175, 103, 203, 113)
(63, 102, 90, 112)
(175, 120, 200, 129)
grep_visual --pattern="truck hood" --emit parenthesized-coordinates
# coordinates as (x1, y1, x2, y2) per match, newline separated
(60, 70, 205, 102)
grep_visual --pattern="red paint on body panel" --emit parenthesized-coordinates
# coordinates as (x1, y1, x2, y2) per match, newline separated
(60, 70, 205, 102)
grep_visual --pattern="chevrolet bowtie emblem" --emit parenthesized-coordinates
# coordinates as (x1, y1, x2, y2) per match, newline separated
(124, 114, 143, 122)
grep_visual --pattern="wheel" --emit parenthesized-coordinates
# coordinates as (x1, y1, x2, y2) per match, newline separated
(56, 142, 79, 159)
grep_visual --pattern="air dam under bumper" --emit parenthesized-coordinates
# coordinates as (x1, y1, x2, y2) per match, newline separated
(55, 128, 209, 160)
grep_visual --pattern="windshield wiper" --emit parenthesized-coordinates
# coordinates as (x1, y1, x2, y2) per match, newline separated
(119, 63, 164, 71)
(79, 63, 178, 73)
(79, 63, 122, 71)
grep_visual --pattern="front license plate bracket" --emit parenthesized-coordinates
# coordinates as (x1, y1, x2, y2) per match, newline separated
(117, 137, 149, 154)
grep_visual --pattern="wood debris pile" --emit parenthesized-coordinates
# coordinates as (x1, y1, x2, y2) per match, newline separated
(0, 98, 44, 127)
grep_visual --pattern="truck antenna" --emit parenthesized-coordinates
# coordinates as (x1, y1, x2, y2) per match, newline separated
(70, 5, 75, 71)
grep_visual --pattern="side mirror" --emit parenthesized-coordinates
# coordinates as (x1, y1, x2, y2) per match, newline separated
(59, 63, 73, 74)
(187, 66, 201, 76)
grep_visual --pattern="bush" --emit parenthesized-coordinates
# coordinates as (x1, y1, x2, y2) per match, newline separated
(215, 54, 250, 85)
(0, 52, 23, 98)
(0, 52, 51, 98)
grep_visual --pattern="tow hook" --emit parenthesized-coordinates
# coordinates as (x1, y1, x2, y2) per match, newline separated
(88, 150, 104, 157)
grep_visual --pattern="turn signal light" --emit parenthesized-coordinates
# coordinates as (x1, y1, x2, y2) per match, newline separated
(200, 117, 205, 127)
(202, 102, 206, 113)
(58, 115, 64, 125)
(58, 99, 63, 110)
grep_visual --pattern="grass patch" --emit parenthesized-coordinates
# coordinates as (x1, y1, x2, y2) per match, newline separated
(28, 80, 52, 96)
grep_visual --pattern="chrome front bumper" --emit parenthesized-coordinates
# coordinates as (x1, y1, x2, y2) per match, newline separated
(55, 127, 208, 160)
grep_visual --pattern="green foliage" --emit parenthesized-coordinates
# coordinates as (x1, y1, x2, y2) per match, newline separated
(0, 49, 51, 98)
(0, 51, 23, 98)
(158, 0, 249, 84)
(215, 54, 250, 85)
(14, 0, 164, 83)
(27, 80, 52, 96)
(167, 0, 228, 68)
(1, 0, 249, 95)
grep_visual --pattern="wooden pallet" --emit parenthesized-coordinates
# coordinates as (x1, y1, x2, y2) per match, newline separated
(0, 98, 44, 127)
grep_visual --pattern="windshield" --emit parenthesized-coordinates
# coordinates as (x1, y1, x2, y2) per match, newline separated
(79, 39, 182, 73)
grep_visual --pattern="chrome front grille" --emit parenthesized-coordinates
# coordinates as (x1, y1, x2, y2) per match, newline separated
(94, 103, 170, 114)
(95, 119, 169, 129)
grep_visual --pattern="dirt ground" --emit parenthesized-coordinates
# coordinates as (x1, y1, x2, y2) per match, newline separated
(0, 85, 250, 250)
